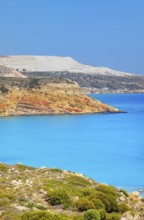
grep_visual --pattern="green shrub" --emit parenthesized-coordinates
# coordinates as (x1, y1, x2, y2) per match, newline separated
(89, 192, 118, 213)
(76, 198, 95, 212)
(80, 188, 96, 197)
(0, 193, 16, 208)
(28, 79, 39, 89)
(0, 86, 9, 94)
(84, 209, 100, 220)
(19, 197, 28, 204)
(0, 197, 9, 207)
(119, 189, 128, 197)
(25, 202, 47, 210)
(49, 168, 63, 173)
(36, 204, 47, 210)
(67, 175, 92, 187)
(0, 193, 16, 201)
(118, 203, 130, 213)
(0, 163, 8, 172)
(46, 189, 71, 208)
(98, 209, 106, 220)
(96, 185, 118, 199)
(106, 212, 121, 220)
(14, 164, 35, 171)
(26, 202, 35, 209)
(73, 216, 84, 220)
(21, 210, 68, 220)
(91, 199, 105, 210)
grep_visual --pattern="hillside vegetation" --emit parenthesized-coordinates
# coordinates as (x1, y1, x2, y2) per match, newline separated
(23, 71, 144, 94)
(0, 163, 144, 220)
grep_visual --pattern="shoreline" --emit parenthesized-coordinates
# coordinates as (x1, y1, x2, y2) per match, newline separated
(84, 90, 144, 95)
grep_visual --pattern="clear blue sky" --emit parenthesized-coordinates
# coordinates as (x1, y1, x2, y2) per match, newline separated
(0, 0, 144, 74)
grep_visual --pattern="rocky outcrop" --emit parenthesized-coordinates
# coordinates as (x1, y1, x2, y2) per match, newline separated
(0, 65, 26, 78)
(0, 78, 121, 116)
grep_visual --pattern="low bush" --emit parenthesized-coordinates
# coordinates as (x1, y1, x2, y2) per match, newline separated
(0, 163, 8, 172)
(75, 198, 95, 212)
(0, 193, 16, 201)
(106, 212, 121, 220)
(49, 168, 63, 173)
(21, 210, 68, 220)
(84, 209, 100, 220)
(46, 189, 71, 208)
(0, 86, 9, 94)
(91, 199, 105, 210)
(118, 203, 130, 213)
(98, 209, 106, 220)
(89, 191, 118, 213)
(0, 197, 10, 207)
(119, 189, 128, 197)
(73, 216, 84, 220)
(14, 164, 35, 171)
(80, 188, 96, 197)
(67, 175, 92, 187)
(96, 185, 118, 199)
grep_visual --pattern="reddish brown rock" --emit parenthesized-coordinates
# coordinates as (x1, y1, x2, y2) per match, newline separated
(0, 78, 121, 116)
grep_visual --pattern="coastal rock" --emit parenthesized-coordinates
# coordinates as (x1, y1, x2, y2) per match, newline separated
(120, 212, 140, 220)
(119, 196, 126, 202)
(129, 191, 142, 201)
(0, 78, 121, 116)
(14, 205, 28, 212)
(130, 191, 140, 197)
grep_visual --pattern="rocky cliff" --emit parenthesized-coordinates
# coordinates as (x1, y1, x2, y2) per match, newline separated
(0, 78, 120, 117)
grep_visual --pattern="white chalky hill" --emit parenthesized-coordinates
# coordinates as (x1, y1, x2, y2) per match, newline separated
(0, 56, 132, 76)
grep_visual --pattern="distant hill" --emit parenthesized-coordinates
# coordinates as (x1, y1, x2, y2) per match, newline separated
(0, 56, 144, 93)
(0, 55, 133, 75)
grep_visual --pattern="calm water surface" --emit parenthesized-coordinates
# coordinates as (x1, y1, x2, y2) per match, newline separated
(0, 94, 144, 192)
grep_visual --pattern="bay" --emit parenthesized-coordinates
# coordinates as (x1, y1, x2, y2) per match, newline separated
(0, 93, 144, 193)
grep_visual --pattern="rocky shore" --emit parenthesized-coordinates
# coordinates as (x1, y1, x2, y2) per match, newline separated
(0, 77, 121, 117)
(0, 163, 144, 220)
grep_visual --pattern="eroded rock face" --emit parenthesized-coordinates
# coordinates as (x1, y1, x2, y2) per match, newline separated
(0, 65, 26, 78)
(0, 78, 121, 116)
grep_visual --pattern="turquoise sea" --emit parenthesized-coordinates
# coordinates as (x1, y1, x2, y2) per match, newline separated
(0, 94, 144, 193)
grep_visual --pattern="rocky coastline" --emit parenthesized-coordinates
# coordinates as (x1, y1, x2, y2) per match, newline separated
(0, 77, 122, 117)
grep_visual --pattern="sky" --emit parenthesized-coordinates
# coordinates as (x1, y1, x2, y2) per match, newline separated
(0, 0, 144, 74)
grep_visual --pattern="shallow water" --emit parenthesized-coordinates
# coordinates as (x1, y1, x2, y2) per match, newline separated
(0, 93, 144, 193)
